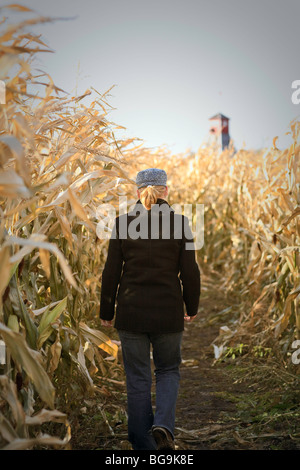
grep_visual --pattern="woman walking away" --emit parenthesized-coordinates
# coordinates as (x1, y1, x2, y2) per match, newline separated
(100, 168, 201, 450)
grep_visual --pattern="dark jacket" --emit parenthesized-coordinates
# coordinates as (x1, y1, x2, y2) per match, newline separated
(100, 198, 201, 333)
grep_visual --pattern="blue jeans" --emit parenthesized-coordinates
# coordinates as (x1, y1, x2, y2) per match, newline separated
(117, 329, 183, 450)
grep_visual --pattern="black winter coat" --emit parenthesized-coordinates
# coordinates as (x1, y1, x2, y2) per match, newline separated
(99, 198, 201, 333)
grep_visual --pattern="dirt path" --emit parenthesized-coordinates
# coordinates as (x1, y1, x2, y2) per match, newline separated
(175, 270, 299, 451)
(175, 270, 246, 450)
(71, 270, 299, 451)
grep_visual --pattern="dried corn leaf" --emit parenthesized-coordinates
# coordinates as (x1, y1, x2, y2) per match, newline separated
(0, 324, 55, 408)
(79, 322, 118, 359)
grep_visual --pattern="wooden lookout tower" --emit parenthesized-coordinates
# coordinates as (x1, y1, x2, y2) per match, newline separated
(208, 113, 230, 150)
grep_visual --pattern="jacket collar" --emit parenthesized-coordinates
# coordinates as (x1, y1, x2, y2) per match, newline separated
(135, 198, 170, 207)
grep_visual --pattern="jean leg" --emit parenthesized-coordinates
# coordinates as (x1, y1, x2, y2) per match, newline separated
(117, 330, 157, 450)
(151, 331, 183, 438)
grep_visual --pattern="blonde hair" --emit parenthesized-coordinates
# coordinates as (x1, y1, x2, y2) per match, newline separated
(139, 185, 167, 210)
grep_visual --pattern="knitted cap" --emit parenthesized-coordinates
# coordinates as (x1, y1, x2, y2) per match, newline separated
(136, 168, 167, 189)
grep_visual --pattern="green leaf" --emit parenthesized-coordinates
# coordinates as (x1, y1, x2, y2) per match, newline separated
(8, 274, 38, 349)
(7, 314, 19, 332)
(37, 296, 67, 348)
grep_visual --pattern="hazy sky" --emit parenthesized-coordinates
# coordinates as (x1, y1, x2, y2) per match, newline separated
(3, 0, 300, 153)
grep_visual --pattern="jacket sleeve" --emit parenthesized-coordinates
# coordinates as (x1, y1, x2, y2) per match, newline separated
(100, 217, 123, 321)
(179, 216, 201, 317)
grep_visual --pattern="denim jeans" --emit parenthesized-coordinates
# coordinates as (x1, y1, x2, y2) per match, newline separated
(117, 329, 183, 450)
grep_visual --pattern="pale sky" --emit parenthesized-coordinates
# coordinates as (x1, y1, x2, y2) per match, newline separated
(3, 0, 300, 153)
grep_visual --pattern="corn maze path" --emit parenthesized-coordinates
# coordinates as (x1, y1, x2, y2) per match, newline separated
(70, 269, 299, 451)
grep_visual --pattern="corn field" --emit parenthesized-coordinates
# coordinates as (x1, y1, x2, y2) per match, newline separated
(0, 5, 299, 450)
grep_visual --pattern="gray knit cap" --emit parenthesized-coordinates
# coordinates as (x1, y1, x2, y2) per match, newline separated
(136, 168, 167, 189)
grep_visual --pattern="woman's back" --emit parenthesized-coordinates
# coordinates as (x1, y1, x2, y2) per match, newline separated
(100, 196, 200, 333)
